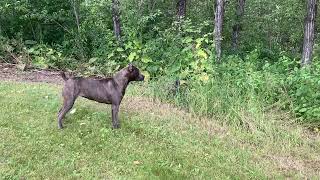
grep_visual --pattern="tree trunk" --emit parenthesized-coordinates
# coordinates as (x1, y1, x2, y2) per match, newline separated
(177, 0, 187, 21)
(70, 0, 84, 59)
(71, 0, 80, 33)
(301, 0, 317, 66)
(214, 0, 225, 63)
(138, 0, 145, 15)
(112, 0, 122, 43)
(231, 0, 245, 52)
(149, 0, 156, 12)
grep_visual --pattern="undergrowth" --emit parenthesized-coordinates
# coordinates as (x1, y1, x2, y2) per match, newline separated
(1, 35, 320, 127)
(139, 54, 320, 128)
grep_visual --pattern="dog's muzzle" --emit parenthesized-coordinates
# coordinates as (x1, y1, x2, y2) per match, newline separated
(138, 74, 145, 81)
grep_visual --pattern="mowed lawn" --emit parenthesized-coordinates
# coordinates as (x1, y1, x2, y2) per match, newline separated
(0, 82, 319, 179)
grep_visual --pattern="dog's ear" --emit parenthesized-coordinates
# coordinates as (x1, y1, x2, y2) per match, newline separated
(128, 63, 133, 72)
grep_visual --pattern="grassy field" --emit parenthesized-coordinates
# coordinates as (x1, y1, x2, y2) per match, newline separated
(0, 82, 319, 179)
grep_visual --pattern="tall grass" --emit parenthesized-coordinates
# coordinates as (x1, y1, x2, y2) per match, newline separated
(137, 57, 320, 129)
(127, 63, 320, 179)
(140, 56, 320, 127)
(144, 73, 286, 131)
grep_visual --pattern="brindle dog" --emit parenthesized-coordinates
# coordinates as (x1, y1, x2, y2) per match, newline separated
(58, 64, 144, 129)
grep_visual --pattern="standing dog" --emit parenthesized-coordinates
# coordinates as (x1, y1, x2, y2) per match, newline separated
(58, 64, 144, 129)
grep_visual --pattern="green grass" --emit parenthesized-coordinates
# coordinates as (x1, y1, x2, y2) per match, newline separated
(0, 82, 319, 179)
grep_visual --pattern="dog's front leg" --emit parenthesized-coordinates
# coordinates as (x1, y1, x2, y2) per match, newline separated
(111, 104, 120, 129)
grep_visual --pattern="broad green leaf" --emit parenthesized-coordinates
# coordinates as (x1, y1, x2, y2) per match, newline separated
(89, 58, 98, 63)
(27, 48, 35, 53)
(199, 73, 209, 83)
(116, 47, 124, 52)
(190, 61, 198, 70)
(47, 48, 54, 55)
(141, 56, 152, 63)
(141, 71, 150, 82)
(107, 52, 114, 59)
(196, 43, 201, 49)
(128, 52, 136, 62)
(184, 37, 193, 43)
(179, 69, 190, 79)
(25, 40, 37, 45)
(133, 40, 142, 49)
(299, 108, 308, 113)
(180, 80, 187, 85)
(197, 49, 208, 59)
(196, 38, 204, 44)
(195, 38, 204, 48)
(147, 65, 158, 73)
(169, 64, 181, 73)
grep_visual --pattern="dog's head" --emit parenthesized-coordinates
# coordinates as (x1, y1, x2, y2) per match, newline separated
(126, 64, 145, 81)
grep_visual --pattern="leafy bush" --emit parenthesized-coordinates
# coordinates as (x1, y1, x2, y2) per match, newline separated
(146, 51, 319, 127)
(0, 37, 30, 65)
(287, 64, 320, 123)
(28, 44, 65, 69)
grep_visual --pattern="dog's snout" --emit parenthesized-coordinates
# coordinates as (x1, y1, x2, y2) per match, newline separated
(139, 74, 145, 81)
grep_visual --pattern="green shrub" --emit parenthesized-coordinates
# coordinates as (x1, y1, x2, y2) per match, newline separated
(287, 64, 320, 124)
(146, 52, 319, 127)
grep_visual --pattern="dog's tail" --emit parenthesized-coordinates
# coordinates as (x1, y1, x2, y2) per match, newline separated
(60, 72, 69, 81)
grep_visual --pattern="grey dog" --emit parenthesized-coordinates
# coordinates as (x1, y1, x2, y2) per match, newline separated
(58, 64, 144, 129)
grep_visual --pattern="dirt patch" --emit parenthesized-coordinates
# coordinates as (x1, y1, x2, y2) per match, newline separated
(265, 154, 320, 177)
(0, 63, 63, 84)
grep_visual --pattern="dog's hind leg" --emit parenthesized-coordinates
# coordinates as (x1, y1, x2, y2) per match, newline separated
(58, 108, 62, 116)
(58, 97, 76, 129)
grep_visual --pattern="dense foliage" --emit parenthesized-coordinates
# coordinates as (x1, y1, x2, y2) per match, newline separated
(0, 0, 319, 126)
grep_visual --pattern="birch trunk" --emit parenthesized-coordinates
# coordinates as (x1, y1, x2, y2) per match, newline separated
(214, 0, 225, 63)
(301, 0, 317, 66)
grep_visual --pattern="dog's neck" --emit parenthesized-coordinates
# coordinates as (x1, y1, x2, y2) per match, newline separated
(113, 69, 130, 95)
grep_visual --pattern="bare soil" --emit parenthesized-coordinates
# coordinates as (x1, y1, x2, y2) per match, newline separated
(0, 63, 63, 84)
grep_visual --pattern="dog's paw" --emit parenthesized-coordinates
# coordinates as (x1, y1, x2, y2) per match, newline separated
(112, 124, 121, 129)
(58, 124, 64, 129)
